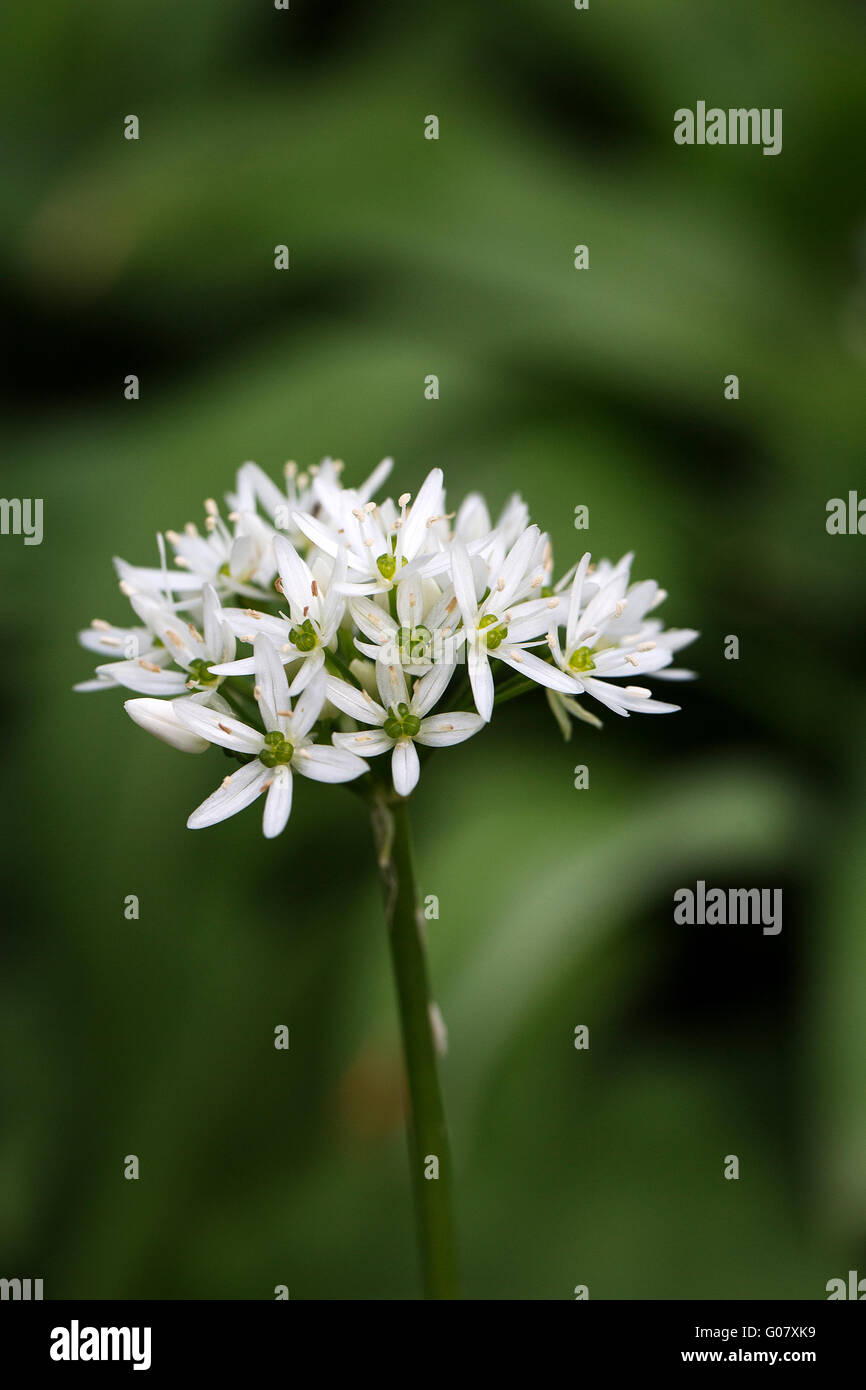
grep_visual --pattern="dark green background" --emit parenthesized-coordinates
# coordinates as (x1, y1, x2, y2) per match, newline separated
(2, 0, 865, 1298)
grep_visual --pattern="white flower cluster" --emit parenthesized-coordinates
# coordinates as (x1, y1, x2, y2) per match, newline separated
(76, 457, 697, 837)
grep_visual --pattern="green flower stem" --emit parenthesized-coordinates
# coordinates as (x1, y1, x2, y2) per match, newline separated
(323, 647, 362, 688)
(368, 789, 459, 1300)
(492, 674, 535, 705)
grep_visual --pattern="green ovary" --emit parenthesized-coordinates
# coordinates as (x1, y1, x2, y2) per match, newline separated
(568, 645, 596, 672)
(186, 658, 220, 687)
(397, 625, 432, 661)
(383, 702, 421, 740)
(376, 552, 408, 582)
(289, 618, 318, 652)
(478, 614, 507, 650)
(259, 730, 294, 767)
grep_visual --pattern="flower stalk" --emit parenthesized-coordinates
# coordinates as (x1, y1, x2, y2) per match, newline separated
(369, 787, 459, 1300)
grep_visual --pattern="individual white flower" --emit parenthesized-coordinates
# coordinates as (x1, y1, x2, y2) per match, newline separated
(171, 639, 368, 836)
(348, 584, 464, 674)
(547, 552, 698, 717)
(450, 530, 576, 721)
(74, 616, 158, 692)
(305, 454, 395, 521)
(293, 467, 449, 598)
(451, 490, 529, 549)
(115, 499, 277, 601)
(88, 583, 236, 697)
(328, 659, 484, 797)
(228, 456, 394, 549)
(210, 537, 347, 695)
(76, 593, 184, 695)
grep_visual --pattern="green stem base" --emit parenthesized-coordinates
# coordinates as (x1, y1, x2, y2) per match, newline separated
(369, 790, 459, 1300)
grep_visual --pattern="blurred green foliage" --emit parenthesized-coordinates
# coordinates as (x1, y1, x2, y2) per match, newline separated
(1, 0, 865, 1298)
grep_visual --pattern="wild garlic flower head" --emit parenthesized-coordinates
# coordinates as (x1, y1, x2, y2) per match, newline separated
(76, 457, 697, 837)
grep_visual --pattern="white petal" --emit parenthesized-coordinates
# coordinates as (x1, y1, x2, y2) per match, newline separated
(173, 700, 264, 753)
(332, 729, 393, 756)
(391, 738, 420, 796)
(592, 647, 673, 678)
(395, 571, 425, 628)
(274, 534, 319, 620)
(349, 595, 397, 646)
(450, 540, 479, 627)
(416, 712, 485, 747)
(454, 492, 492, 541)
(287, 647, 325, 695)
(582, 677, 681, 715)
(358, 455, 394, 501)
(253, 634, 291, 732)
(411, 659, 455, 717)
(202, 583, 232, 662)
(293, 511, 366, 570)
(497, 646, 578, 693)
(657, 627, 700, 653)
(262, 765, 293, 838)
(74, 677, 116, 692)
(94, 660, 187, 696)
(209, 655, 259, 676)
(326, 676, 386, 725)
(376, 659, 409, 712)
(566, 552, 592, 651)
(467, 641, 494, 721)
(399, 468, 443, 560)
(124, 697, 209, 753)
(492, 525, 539, 608)
(293, 743, 369, 783)
(114, 558, 203, 593)
(187, 759, 269, 829)
(289, 667, 327, 738)
(335, 579, 389, 597)
(220, 608, 291, 643)
(78, 623, 148, 655)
